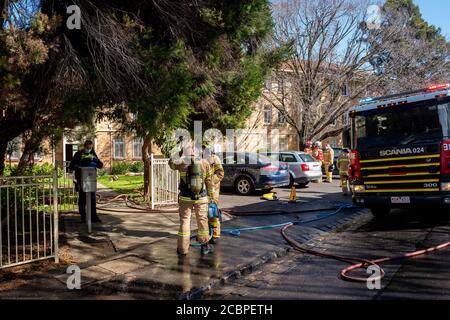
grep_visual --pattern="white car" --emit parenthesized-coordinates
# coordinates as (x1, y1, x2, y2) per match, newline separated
(268, 152, 323, 187)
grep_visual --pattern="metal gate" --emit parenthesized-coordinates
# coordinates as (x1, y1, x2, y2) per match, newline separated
(59, 161, 78, 213)
(0, 170, 59, 269)
(150, 154, 179, 209)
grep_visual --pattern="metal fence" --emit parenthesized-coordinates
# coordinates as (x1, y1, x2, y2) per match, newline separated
(59, 161, 77, 213)
(0, 171, 59, 269)
(150, 154, 179, 209)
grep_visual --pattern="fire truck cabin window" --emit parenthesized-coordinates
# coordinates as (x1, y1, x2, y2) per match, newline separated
(355, 102, 450, 150)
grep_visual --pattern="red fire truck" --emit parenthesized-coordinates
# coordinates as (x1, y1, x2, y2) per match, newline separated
(347, 84, 450, 218)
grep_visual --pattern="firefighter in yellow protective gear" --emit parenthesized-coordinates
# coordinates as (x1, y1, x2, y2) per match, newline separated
(204, 144, 224, 244)
(169, 146, 214, 256)
(337, 149, 351, 195)
(323, 143, 335, 183)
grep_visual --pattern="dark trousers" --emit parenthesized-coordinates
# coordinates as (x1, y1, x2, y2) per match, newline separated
(78, 192, 98, 220)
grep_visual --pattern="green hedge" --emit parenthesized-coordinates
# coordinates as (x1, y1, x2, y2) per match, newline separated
(111, 162, 130, 175)
(130, 161, 145, 173)
(111, 161, 145, 175)
(3, 163, 63, 178)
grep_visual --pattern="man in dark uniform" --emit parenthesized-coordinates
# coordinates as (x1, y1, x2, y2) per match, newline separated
(69, 140, 104, 223)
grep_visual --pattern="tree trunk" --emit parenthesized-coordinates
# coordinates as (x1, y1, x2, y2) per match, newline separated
(298, 124, 309, 151)
(142, 134, 153, 199)
(18, 149, 35, 169)
(18, 135, 40, 168)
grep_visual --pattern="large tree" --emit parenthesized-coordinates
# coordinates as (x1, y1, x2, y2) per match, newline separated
(265, 0, 450, 149)
(2, 0, 283, 199)
(103, 0, 285, 197)
(367, 0, 450, 93)
(0, 0, 143, 174)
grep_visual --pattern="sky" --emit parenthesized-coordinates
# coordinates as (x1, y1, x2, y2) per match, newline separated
(413, 0, 450, 39)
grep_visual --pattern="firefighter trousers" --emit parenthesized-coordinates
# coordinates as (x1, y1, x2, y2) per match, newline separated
(340, 175, 350, 195)
(324, 161, 333, 183)
(178, 201, 210, 255)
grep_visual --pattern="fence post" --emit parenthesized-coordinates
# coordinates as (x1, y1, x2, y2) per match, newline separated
(151, 153, 155, 210)
(53, 161, 59, 264)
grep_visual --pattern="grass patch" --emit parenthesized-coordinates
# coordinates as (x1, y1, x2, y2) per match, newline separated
(98, 175, 144, 196)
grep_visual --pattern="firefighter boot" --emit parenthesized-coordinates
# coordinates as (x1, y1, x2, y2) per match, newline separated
(209, 217, 221, 244)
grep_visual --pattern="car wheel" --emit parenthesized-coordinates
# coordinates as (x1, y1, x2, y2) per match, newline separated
(370, 207, 390, 219)
(297, 182, 309, 188)
(234, 176, 254, 196)
(288, 174, 295, 188)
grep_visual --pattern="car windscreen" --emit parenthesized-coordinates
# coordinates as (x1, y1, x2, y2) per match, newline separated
(354, 102, 450, 150)
(298, 153, 317, 162)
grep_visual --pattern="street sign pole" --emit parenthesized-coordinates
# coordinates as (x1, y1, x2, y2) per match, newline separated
(86, 191, 92, 233)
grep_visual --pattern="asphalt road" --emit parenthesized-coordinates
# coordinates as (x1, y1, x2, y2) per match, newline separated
(205, 203, 450, 300)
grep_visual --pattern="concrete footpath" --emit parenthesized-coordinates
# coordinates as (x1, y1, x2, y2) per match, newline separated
(0, 182, 366, 300)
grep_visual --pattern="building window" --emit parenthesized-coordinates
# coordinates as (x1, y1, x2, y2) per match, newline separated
(277, 78, 284, 94)
(263, 105, 272, 124)
(342, 113, 349, 126)
(133, 138, 143, 159)
(341, 83, 349, 96)
(264, 77, 272, 91)
(278, 110, 287, 125)
(279, 136, 288, 151)
(114, 137, 125, 159)
(7, 137, 22, 160)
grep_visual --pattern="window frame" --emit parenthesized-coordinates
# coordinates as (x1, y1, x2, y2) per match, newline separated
(278, 109, 288, 125)
(113, 137, 125, 159)
(263, 105, 273, 124)
(132, 137, 143, 159)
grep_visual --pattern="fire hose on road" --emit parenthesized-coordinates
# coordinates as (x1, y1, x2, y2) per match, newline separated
(95, 194, 450, 284)
(223, 205, 450, 284)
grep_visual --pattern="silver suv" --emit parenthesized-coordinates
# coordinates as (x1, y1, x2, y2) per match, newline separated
(269, 152, 323, 187)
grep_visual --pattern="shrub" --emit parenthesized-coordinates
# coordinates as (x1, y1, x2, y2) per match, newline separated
(97, 168, 107, 177)
(111, 161, 131, 175)
(8, 163, 63, 177)
(130, 161, 145, 173)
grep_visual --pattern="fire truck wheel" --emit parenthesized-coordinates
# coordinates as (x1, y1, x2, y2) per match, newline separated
(370, 207, 391, 219)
